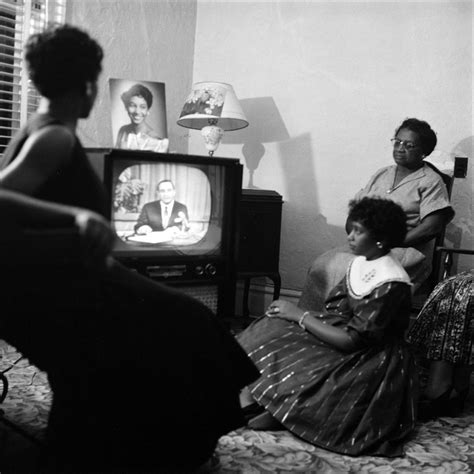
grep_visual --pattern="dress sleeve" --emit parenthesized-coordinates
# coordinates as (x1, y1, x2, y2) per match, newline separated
(353, 178, 373, 201)
(418, 173, 454, 222)
(345, 282, 411, 348)
(353, 167, 388, 201)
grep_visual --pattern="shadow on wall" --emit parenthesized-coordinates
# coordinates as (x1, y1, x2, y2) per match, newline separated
(222, 97, 290, 188)
(445, 135, 474, 273)
(277, 133, 348, 290)
(245, 132, 349, 317)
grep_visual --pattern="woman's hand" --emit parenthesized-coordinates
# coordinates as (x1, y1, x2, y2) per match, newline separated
(265, 299, 304, 323)
(75, 211, 115, 270)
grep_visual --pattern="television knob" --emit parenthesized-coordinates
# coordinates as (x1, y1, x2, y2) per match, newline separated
(195, 265, 204, 276)
(205, 263, 217, 276)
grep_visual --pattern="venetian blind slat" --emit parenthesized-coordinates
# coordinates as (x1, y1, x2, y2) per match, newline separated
(0, 0, 66, 157)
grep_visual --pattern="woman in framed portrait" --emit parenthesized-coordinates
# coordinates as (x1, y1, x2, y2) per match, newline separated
(115, 83, 169, 153)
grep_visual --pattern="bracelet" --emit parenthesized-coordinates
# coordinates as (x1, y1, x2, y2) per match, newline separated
(298, 311, 309, 329)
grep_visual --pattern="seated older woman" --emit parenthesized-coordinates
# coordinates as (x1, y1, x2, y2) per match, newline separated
(299, 118, 454, 311)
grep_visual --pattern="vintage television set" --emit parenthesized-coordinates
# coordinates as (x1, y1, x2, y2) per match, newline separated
(102, 149, 243, 318)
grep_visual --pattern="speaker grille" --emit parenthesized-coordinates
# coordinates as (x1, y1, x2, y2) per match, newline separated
(179, 284, 219, 314)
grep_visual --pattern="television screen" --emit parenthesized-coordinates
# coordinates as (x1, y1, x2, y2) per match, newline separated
(103, 150, 242, 265)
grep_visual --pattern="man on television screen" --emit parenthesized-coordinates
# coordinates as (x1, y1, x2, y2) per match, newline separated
(134, 179, 189, 234)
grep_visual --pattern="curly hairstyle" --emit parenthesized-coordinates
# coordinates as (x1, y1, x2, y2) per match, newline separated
(121, 84, 153, 109)
(25, 24, 103, 99)
(394, 118, 437, 157)
(348, 197, 407, 249)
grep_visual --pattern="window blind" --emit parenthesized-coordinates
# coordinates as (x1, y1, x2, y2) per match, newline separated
(0, 0, 66, 157)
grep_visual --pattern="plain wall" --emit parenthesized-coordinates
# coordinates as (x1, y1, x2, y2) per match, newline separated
(67, 0, 197, 155)
(189, 0, 473, 293)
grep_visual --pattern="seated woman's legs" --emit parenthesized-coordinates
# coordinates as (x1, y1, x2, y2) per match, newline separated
(420, 360, 471, 420)
(425, 360, 470, 401)
(424, 360, 453, 399)
(240, 386, 254, 408)
(247, 410, 284, 430)
(409, 271, 473, 420)
(6, 258, 257, 471)
(239, 386, 283, 430)
(454, 366, 472, 395)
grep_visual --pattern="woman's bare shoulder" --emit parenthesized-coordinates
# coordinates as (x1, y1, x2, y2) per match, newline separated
(25, 124, 75, 161)
(39, 123, 75, 139)
(18, 121, 70, 148)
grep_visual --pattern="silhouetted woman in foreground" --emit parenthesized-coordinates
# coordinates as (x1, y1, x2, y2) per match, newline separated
(0, 24, 258, 473)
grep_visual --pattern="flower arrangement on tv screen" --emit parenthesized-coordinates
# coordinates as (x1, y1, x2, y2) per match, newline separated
(114, 170, 146, 213)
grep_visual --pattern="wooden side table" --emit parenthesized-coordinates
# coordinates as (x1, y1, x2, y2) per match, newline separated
(237, 189, 283, 317)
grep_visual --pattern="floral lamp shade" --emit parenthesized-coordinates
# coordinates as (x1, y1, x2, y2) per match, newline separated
(177, 82, 248, 156)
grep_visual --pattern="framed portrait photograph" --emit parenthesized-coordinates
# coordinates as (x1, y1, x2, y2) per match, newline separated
(109, 78, 169, 152)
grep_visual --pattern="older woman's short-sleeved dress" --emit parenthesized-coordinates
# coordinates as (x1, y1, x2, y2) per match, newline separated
(353, 164, 453, 262)
(299, 163, 454, 311)
(355, 164, 451, 231)
(238, 258, 417, 457)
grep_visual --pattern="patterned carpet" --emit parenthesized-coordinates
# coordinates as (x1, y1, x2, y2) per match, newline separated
(1, 340, 474, 473)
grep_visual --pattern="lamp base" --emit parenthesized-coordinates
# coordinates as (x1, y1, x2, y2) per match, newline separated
(201, 125, 224, 156)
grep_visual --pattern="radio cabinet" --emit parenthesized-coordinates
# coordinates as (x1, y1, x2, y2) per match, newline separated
(237, 189, 283, 317)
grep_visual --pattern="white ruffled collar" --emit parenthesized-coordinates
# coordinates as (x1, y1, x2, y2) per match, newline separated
(347, 251, 412, 299)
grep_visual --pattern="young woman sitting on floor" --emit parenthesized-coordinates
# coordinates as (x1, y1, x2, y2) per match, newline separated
(238, 196, 418, 457)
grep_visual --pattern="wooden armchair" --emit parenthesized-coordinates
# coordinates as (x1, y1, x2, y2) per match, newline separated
(411, 246, 473, 315)
(423, 161, 454, 289)
(434, 247, 474, 280)
(412, 158, 469, 309)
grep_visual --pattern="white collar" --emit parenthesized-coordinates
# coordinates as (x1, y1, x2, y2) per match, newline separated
(347, 251, 412, 299)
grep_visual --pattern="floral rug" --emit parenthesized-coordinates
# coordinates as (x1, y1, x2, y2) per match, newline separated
(213, 413, 474, 473)
(1, 340, 474, 473)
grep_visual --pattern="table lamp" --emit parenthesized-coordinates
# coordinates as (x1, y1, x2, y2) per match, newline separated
(177, 82, 248, 156)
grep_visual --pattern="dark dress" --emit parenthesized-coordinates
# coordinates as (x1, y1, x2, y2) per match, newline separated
(1, 114, 259, 472)
(407, 270, 474, 365)
(0, 113, 108, 217)
(238, 276, 417, 457)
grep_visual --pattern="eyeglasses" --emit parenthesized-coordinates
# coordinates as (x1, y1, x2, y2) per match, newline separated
(391, 138, 420, 151)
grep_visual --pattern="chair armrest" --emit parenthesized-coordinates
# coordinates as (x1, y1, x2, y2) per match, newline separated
(434, 246, 474, 280)
(435, 246, 474, 256)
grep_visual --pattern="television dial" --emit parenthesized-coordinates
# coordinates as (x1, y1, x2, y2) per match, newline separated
(194, 265, 205, 276)
(205, 263, 217, 276)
